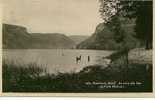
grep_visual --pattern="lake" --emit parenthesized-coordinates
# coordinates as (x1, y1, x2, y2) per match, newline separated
(3, 49, 113, 74)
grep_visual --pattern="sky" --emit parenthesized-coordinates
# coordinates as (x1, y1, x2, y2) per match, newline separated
(3, 0, 103, 36)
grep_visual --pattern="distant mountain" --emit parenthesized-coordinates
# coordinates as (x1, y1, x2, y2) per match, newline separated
(3, 24, 75, 49)
(30, 33, 75, 49)
(69, 35, 89, 45)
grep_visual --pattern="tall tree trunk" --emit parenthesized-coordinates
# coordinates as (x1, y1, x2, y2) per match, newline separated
(145, 39, 150, 50)
(126, 52, 129, 67)
(125, 51, 129, 75)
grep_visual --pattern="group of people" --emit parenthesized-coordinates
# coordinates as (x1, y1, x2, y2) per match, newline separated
(76, 55, 90, 64)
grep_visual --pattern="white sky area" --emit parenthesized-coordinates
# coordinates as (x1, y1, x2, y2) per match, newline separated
(3, 0, 103, 36)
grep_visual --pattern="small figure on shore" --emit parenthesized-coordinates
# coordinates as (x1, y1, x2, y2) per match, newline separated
(88, 56, 90, 62)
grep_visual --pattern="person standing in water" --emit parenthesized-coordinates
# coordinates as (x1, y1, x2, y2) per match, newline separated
(88, 56, 90, 62)
(76, 55, 81, 64)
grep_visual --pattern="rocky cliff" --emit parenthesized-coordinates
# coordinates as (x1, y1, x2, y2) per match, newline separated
(3, 24, 76, 49)
(77, 19, 138, 50)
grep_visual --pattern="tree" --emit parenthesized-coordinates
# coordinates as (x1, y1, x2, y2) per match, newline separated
(99, 0, 119, 23)
(106, 14, 125, 43)
(99, 0, 153, 50)
(120, 0, 153, 49)
(100, 1, 139, 68)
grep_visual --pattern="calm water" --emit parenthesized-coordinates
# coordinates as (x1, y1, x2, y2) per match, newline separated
(3, 49, 113, 74)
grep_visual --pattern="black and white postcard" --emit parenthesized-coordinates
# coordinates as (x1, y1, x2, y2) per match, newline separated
(1, 0, 154, 97)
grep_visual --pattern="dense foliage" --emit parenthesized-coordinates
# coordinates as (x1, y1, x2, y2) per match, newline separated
(99, 0, 153, 49)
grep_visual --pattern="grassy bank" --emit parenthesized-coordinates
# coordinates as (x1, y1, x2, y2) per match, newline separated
(3, 59, 152, 92)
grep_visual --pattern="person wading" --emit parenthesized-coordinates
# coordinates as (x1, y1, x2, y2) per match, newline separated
(76, 55, 81, 64)
(88, 56, 90, 62)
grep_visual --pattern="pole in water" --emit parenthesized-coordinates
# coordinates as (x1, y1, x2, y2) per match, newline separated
(88, 56, 90, 62)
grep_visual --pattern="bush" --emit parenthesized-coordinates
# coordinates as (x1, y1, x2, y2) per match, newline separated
(3, 59, 152, 92)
